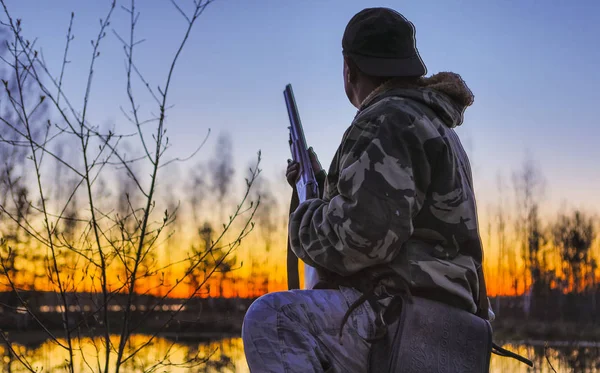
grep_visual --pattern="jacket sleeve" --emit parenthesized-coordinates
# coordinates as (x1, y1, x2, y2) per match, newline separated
(288, 109, 431, 276)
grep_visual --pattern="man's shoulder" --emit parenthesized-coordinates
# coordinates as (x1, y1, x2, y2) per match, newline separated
(354, 93, 446, 143)
(355, 94, 408, 121)
(356, 93, 435, 126)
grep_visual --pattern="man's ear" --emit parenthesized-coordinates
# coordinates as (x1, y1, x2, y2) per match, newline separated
(343, 55, 356, 83)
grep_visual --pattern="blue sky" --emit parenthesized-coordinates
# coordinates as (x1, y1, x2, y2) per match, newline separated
(3, 0, 599, 215)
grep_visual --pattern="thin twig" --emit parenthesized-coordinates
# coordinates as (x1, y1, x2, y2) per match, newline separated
(544, 342, 558, 373)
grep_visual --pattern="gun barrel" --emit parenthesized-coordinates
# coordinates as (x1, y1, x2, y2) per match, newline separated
(284, 84, 318, 202)
(284, 85, 309, 151)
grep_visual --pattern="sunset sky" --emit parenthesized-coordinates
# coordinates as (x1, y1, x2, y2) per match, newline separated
(6, 0, 598, 211)
(2, 1, 599, 296)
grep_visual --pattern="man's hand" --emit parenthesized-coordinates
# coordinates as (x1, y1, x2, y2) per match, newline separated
(286, 147, 322, 188)
(308, 147, 323, 173)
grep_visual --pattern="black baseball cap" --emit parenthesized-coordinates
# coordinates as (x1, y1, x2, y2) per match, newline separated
(342, 8, 427, 77)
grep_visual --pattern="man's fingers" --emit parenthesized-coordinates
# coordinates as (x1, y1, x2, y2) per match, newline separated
(307, 147, 322, 172)
(286, 160, 304, 188)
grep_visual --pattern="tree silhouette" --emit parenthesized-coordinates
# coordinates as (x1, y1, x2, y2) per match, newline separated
(552, 210, 595, 293)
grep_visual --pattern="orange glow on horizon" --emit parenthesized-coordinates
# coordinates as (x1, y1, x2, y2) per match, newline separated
(2, 209, 598, 302)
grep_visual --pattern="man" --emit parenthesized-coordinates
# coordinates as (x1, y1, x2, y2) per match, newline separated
(243, 7, 491, 373)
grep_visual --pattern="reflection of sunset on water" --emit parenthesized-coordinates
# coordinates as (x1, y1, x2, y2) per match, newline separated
(0, 336, 597, 373)
(0, 336, 248, 373)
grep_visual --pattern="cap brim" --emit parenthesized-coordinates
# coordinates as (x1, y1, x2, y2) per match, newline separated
(349, 52, 427, 77)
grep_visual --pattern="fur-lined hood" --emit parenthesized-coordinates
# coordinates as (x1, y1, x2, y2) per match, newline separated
(360, 72, 474, 128)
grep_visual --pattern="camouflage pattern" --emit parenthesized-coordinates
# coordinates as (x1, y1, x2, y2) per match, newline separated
(242, 286, 378, 373)
(289, 72, 484, 314)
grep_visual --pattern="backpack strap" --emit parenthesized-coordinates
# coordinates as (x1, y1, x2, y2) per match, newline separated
(286, 190, 300, 290)
(476, 265, 490, 319)
(476, 260, 534, 368)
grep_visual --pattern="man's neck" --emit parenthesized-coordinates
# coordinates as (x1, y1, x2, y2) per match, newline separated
(354, 81, 379, 108)
(357, 78, 422, 109)
(356, 80, 389, 109)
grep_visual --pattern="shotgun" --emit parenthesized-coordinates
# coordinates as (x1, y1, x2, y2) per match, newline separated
(283, 84, 319, 290)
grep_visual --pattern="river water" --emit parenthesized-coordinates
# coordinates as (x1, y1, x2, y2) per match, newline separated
(0, 335, 598, 372)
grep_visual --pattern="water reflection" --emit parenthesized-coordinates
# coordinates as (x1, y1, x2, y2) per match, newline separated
(491, 343, 600, 373)
(0, 335, 598, 372)
(0, 335, 249, 373)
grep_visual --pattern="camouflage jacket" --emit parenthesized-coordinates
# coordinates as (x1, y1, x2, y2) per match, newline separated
(289, 72, 484, 314)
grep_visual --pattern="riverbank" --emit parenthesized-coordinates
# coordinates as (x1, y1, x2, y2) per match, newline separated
(3, 290, 599, 343)
(492, 318, 600, 342)
(0, 290, 251, 345)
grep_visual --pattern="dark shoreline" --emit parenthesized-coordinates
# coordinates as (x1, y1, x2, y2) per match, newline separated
(492, 318, 600, 342)
(5, 319, 599, 349)
(2, 291, 599, 345)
